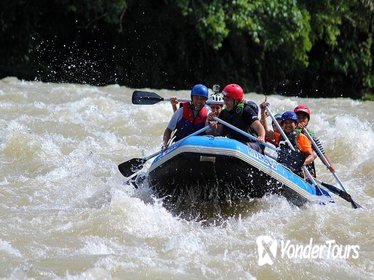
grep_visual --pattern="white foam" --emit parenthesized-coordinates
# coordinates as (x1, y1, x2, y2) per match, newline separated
(0, 239, 22, 257)
(0, 79, 373, 279)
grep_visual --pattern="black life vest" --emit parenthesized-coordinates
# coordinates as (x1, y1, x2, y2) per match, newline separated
(277, 131, 316, 178)
(219, 102, 258, 143)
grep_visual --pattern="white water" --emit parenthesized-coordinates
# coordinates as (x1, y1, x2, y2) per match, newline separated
(0, 77, 373, 279)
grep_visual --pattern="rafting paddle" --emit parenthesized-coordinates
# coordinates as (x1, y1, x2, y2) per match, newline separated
(265, 106, 361, 208)
(132, 90, 190, 105)
(132, 90, 224, 106)
(213, 117, 278, 151)
(302, 128, 345, 188)
(118, 150, 161, 177)
(265, 106, 335, 205)
(213, 116, 307, 171)
(301, 128, 362, 209)
(118, 125, 210, 177)
(314, 178, 361, 209)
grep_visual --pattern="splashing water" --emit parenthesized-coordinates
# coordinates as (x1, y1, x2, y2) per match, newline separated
(0, 77, 373, 279)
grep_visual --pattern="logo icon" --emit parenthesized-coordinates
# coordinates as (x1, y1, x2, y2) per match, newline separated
(257, 235, 278, 266)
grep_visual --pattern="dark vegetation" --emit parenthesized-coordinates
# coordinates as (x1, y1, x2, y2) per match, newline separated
(0, 0, 372, 98)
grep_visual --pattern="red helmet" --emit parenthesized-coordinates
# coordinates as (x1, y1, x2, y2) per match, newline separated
(222, 84, 243, 102)
(294, 104, 311, 119)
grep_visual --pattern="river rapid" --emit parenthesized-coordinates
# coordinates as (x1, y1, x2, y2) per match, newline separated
(0, 77, 373, 279)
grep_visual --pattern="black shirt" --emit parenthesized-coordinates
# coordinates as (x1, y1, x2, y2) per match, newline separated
(218, 102, 259, 143)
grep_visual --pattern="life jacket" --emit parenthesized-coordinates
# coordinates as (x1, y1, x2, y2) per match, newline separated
(219, 102, 258, 143)
(297, 127, 325, 156)
(174, 102, 209, 141)
(296, 127, 315, 137)
(275, 131, 316, 178)
(265, 135, 277, 147)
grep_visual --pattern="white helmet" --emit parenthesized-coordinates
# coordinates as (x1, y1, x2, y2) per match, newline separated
(210, 93, 224, 102)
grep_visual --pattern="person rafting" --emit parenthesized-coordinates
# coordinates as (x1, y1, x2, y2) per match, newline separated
(170, 84, 224, 113)
(261, 110, 282, 146)
(162, 84, 211, 150)
(272, 113, 283, 133)
(261, 108, 316, 178)
(205, 93, 224, 133)
(294, 104, 336, 173)
(209, 83, 265, 153)
(170, 96, 179, 112)
(209, 93, 224, 114)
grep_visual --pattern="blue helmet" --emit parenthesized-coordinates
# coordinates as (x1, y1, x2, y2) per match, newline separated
(281, 111, 298, 123)
(191, 84, 209, 99)
(272, 113, 283, 126)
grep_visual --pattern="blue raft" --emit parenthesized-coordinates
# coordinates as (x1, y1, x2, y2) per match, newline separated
(147, 135, 333, 207)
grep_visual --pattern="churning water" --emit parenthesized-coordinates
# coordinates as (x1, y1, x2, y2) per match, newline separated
(0, 77, 373, 279)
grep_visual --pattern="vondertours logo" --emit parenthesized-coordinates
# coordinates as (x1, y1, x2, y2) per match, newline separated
(256, 235, 360, 266)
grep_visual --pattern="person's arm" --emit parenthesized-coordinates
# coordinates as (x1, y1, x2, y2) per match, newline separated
(205, 112, 218, 135)
(298, 134, 315, 166)
(170, 96, 178, 112)
(205, 123, 224, 136)
(250, 120, 265, 142)
(205, 108, 224, 135)
(259, 101, 275, 140)
(323, 154, 336, 172)
(162, 128, 172, 150)
(162, 108, 182, 149)
(259, 101, 268, 127)
(303, 150, 315, 166)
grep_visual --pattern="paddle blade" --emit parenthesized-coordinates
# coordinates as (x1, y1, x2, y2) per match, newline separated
(118, 158, 146, 177)
(321, 182, 362, 209)
(132, 91, 164, 105)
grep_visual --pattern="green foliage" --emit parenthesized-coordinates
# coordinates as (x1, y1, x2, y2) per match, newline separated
(306, 1, 347, 47)
(0, 0, 372, 98)
(200, 2, 229, 49)
(303, 0, 373, 96)
(177, 0, 312, 65)
(363, 93, 374, 101)
(175, 0, 372, 97)
(65, 0, 127, 26)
